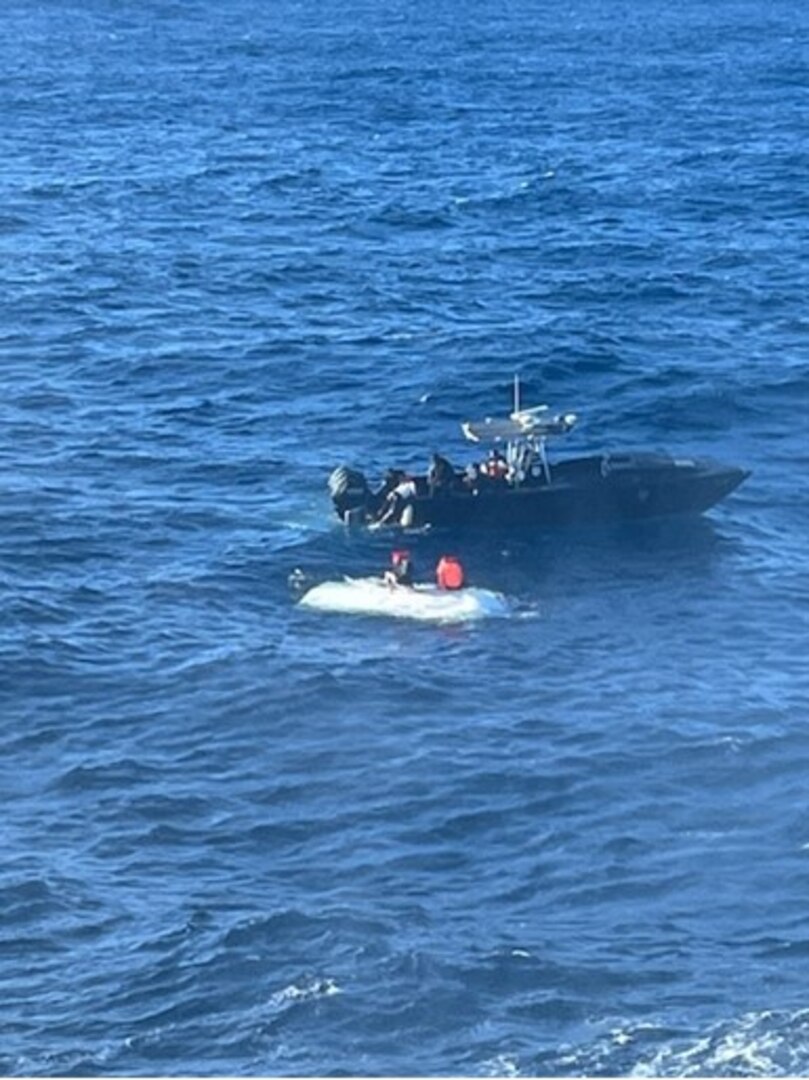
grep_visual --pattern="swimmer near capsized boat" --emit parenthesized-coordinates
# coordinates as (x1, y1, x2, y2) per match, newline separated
(293, 553, 510, 623)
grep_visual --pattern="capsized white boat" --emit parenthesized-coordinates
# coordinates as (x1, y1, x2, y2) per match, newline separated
(298, 576, 510, 623)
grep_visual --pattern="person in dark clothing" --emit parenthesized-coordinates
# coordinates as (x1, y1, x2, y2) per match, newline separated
(427, 451, 454, 495)
(383, 549, 414, 587)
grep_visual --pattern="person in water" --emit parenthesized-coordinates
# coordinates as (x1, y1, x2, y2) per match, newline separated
(384, 549, 414, 587)
(436, 554, 465, 590)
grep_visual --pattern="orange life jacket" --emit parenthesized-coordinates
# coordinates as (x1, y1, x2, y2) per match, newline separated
(436, 556, 464, 590)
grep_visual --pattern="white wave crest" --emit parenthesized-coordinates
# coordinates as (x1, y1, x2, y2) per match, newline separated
(269, 976, 341, 1011)
(629, 1009, 809, 1077)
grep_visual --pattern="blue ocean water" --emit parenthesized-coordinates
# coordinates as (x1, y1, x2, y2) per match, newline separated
(1, 0, 808, 1074)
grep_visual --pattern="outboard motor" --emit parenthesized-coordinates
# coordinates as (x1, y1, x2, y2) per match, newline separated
(328, 465, 371, 524)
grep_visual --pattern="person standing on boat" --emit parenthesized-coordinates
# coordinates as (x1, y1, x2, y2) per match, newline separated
(427, 451, 454, 495)
(384, 549, 414, 587)
(481, 448, 508, 482)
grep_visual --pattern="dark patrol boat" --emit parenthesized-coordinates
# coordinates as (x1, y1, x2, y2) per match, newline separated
(328, 380, 750, 531)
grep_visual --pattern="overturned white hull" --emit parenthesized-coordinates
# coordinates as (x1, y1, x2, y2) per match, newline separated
(298, 576, 510, 623)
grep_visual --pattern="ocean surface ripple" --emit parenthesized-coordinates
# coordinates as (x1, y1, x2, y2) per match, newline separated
(2, 0, 808, 1075)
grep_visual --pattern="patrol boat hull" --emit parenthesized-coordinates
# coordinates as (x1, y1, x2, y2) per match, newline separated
(329, 452, 749, 531)
(328, 381, 749, 531)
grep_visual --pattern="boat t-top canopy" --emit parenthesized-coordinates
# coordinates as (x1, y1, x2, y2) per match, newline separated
(462, 406, 577, 444)
(459, 378, 577, 485)
(461, 375, 576, 444)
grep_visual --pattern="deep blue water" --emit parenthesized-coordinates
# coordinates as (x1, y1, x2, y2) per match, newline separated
(2, 0, 808, 1075)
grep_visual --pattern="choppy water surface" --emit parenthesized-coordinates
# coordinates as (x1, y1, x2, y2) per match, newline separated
(2, 0, 808, 1075)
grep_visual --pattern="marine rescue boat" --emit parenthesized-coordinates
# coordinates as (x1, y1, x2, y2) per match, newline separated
(328, 379, 749, 531)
